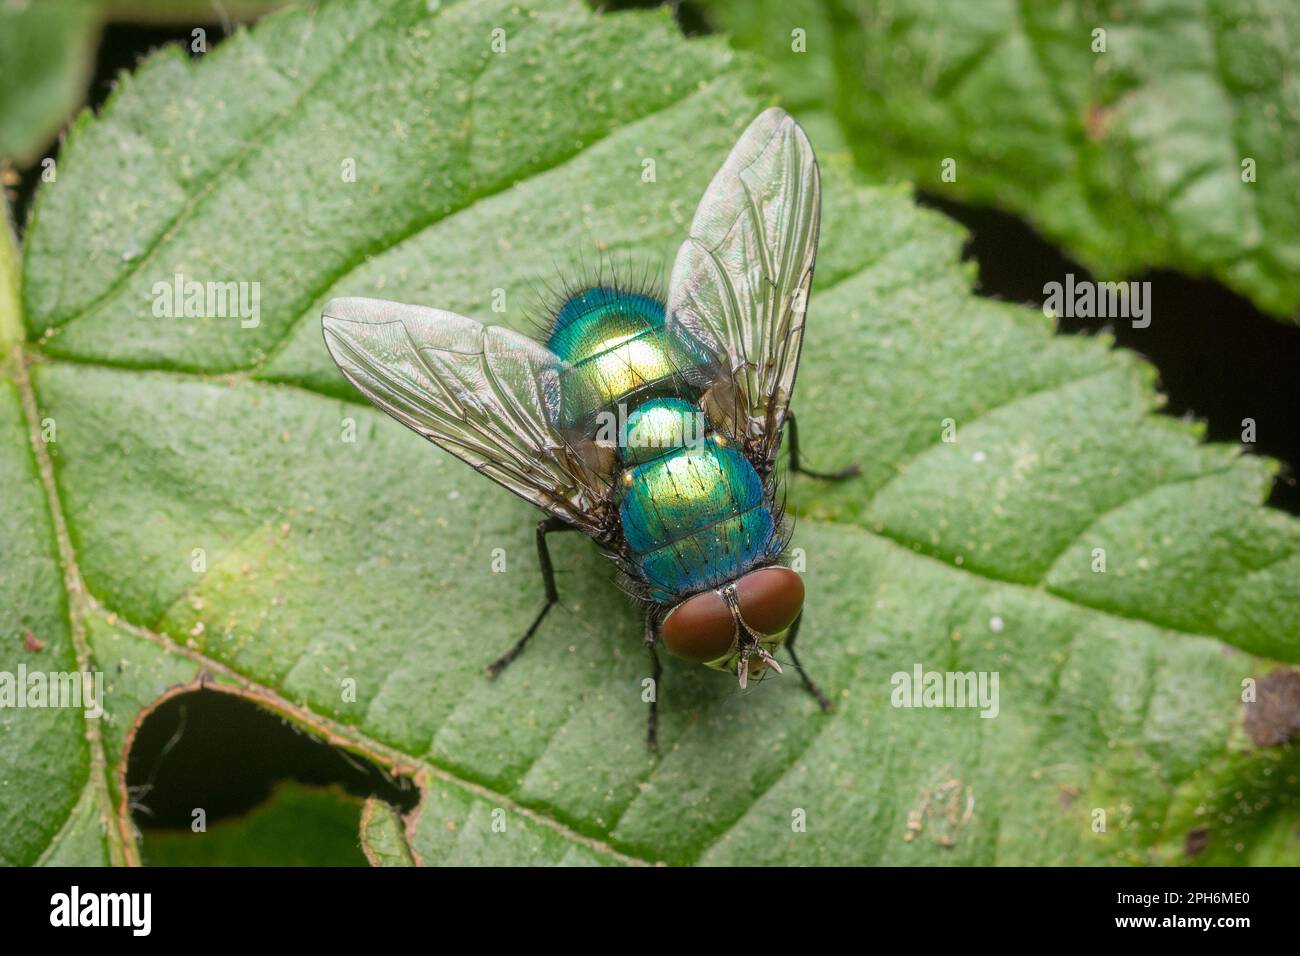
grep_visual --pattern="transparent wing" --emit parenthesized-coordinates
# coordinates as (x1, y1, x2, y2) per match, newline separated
(666, 108, 821, 473)
(322, 297, 613, 535)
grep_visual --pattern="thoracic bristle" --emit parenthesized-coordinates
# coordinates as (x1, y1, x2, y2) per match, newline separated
(546, 287, 665, 363)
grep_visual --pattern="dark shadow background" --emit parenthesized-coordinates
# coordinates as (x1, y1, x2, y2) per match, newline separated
(5, 7, 1297, 847)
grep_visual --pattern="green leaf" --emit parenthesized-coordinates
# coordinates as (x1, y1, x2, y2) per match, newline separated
(0, 0, 100, 166)
(0, 1, 295, 167)
(141, 781, 367, 865)
(4, 0, 1299, 867)
(359, 797, 413, 866)
(703, 0, 1300, 320)
(102, 1, 290, 22)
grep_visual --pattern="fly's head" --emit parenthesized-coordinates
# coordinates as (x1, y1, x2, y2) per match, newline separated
(660, 566, 804, 687)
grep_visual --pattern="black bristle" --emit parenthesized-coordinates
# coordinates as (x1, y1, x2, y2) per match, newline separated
(520, 250, 667, 347)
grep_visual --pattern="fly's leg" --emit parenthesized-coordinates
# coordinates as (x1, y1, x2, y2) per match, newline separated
(786, 411, 861, 480)
(784, 611, 832, 712)
(485, 516, 573, 678)
(644, 612, 662, 751)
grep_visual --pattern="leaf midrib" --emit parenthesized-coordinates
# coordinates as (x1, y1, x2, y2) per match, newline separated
(31, 346, 1285, 654)
(9, 348, 132, 865)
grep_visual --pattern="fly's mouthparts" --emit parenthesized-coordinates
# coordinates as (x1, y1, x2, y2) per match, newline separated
(719, 582, 785, 688)
(733, 620, 784, 689)
(755, 646, 783, 674)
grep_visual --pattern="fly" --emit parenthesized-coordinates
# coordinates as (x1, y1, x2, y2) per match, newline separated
(322, 109, 859, 748)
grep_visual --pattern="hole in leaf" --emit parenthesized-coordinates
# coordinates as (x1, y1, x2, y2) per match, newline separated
(126, 688, 418, 866)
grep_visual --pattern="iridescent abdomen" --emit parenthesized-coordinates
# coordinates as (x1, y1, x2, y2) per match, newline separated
(547, 288, 779, 602)
(619, 431, 776, 601)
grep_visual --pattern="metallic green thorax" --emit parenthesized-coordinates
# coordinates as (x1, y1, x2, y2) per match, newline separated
(549, 287, 705, 428)
(547, 288, 779, 603)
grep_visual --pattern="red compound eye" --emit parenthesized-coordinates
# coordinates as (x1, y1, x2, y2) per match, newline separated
(660, 567, 804, 663)
(735, 566, 804, 636)
(661, 589, 734, 662)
